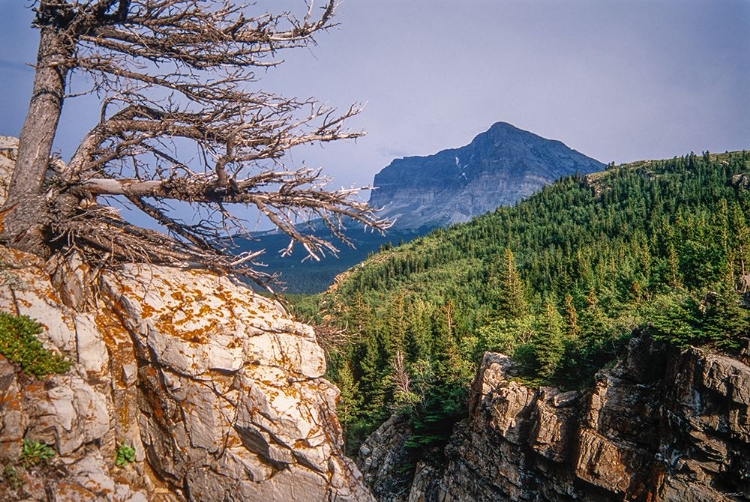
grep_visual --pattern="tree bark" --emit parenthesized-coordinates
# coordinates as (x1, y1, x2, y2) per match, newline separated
(1, 26, 71, 254)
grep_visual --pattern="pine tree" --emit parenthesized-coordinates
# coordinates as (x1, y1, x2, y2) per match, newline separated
(406, 299, 433, 363)
(433, 300, 468, 384)
(579, 287, 614, 346)
(335, 361, 361, 431)
(495, 247, 527, 319)
(563, 294, 579, 338)
(358, 329, 388, 421)
(667, 242, 681, 289)
(352, 292, 374, 336)
(532, 302, 565, 379)
(703, 270, 750, 350)
(386, 292, 408, 357)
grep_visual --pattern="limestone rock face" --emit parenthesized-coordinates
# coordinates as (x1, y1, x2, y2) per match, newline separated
(365, 337, 750, 501)
(0, 247, 373, 501)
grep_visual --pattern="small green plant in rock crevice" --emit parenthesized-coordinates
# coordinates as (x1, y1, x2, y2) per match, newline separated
(0, 311, 70, 377)
(2, 464, 21, 490)
(115, 442, 136, 467)
(19, 439, 55, 469)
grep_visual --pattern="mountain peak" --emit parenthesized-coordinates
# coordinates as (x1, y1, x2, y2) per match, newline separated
(488, 120, 520, 131)
(369, 122, 604, 230)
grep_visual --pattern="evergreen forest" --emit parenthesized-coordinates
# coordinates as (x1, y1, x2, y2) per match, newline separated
(290, 151, 750, 458)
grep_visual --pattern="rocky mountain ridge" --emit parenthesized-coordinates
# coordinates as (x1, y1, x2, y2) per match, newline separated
(369, 122, 605, 230)
(358, 335, 750, 501)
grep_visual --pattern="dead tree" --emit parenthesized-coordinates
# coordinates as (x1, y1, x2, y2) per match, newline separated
(1, 0, 389, 288)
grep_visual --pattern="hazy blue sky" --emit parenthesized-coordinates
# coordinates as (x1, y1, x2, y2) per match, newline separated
(1, 0, 748, 194)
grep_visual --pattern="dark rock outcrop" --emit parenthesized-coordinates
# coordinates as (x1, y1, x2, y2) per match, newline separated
(363, 337, 750, 501)
(369, 122, 605, 230)
(357, 414, 415, 502)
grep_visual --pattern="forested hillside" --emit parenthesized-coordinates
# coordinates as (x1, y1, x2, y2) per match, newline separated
(296, 151, 750, 454)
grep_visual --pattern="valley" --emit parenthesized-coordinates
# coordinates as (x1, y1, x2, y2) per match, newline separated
(292, 149, 750, 500)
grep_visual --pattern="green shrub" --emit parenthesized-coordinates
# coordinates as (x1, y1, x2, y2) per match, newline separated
(2, 464, 21, 490)
(0, 312, 70, 378)
(115, 442, 136, 467)
(19, 439, 55, 468)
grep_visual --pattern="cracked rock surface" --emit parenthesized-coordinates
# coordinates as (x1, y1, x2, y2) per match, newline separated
(361, 339, 750, 501)
(0, 247, 373, 501)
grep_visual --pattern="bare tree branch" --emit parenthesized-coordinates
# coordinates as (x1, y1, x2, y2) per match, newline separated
(2, 0, 391, 288)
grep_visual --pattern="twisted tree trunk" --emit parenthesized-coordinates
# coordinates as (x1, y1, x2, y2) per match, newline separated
(2, 26, 71, 256)
(0, 1, 388, 286)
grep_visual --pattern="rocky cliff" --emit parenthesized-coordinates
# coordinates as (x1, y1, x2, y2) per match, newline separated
(359, 335, 750, 501)
(368, 122, 605, 230)
(0, 246, 374, 501)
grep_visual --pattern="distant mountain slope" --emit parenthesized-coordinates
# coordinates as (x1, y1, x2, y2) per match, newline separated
(245, 122, 605, 293)
(369, 122, 605, 230)
(234, 226, 422, 294)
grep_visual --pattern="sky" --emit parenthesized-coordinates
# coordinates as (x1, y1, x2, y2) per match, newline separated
(0, 0, 749, 197)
